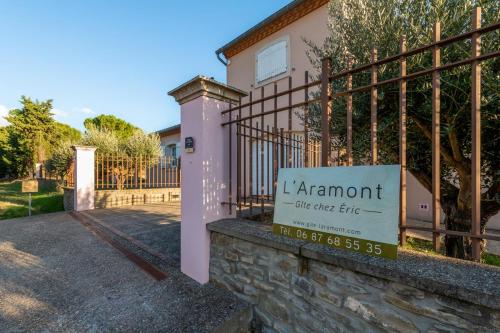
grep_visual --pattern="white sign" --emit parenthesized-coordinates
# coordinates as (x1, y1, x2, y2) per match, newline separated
(273, 165, 401, 259)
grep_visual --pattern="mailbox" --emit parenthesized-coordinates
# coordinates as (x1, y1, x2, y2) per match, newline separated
(185, 137, 194, 153)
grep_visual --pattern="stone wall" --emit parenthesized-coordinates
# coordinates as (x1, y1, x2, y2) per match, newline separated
(62, 187, 180, 210)
(94, 188, 180, 209)
(208, 219, 500, 333)
(62, 187, 74, 211)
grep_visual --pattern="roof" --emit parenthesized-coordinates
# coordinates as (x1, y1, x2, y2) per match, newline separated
(155, 124, 180, 136)
(216, 0, 328, 62)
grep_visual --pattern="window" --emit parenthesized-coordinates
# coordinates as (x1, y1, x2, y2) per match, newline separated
(256, 37, 289, 84)
(167, 144, 177, 158)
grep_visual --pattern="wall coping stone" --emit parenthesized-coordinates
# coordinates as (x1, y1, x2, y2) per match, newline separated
(168, 75, 248, 105)
(207, 218, 500, 309)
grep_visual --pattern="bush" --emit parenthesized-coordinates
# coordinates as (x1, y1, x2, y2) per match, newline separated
(45, 142, 74, 181)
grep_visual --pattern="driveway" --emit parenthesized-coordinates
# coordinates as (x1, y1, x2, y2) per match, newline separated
(0, 204, 249, 332)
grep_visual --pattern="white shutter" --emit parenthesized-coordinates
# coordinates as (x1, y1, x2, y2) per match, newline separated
(256, 39, 288, 83)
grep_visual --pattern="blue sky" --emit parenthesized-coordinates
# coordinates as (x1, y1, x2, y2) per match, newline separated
(0, 0, 291, 132)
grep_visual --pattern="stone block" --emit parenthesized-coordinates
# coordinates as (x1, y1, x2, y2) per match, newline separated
(311, 272, 328, 286)
(291, 274, 314, 296)
(273, 321, 294, 333)
(255, 307, 274, 327)
(269, 270, 290, 288)
(225, 250, 239, 262)
(261, 295, 289, 322)
(344, 296, 418, 333)
(240, 255, 255, 264)
(234, 274, 251, 284)
(240, 264, 265, 281)
(254, 279, 275, 292)
(317, 290, 342, 307)
(243, 285, 258, 297)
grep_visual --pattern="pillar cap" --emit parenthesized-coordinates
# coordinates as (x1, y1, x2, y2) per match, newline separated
(72, 145, 97, 152)
(168, 75, 247, 105)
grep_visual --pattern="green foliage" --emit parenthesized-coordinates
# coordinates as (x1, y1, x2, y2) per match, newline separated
(1, 97, 81, 179)
(52, 122, 81, 144)
(0, 127, 12, 178)
(5, 96, 55, 177)
(0, 180, 63, 220)
(404, 236, 499, 267)
(44, 142, 74, 180)
(81, 126, 120, 154)
(123, 131, 162, 157)
(84, 114, 138, 139)
(81, 126, 161, 158)
(306, 0, 499, 258)
(483, 252, 500, 267)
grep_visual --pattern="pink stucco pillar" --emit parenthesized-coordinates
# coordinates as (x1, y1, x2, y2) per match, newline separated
(73, 146, 97, 212)
(169, 76, 247, 284)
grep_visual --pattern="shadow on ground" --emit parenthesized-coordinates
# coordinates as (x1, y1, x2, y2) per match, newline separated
(0, 205, 249, 332)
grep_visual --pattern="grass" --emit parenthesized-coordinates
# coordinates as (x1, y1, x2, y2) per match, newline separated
(250, 210, 500, 267)
(249, 209, 500, 267)
(0, 180, 64, 220)
(404, 236, 500, 267)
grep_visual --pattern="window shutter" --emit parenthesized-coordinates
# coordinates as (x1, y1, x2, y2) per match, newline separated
(256, 39, 288, 83)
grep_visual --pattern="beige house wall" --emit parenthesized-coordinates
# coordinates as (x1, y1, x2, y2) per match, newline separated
(226, 3, 328, 94)
(160, 133, 181, 147)
(222, 3, 500, 228)
(225, 3, 327, 134)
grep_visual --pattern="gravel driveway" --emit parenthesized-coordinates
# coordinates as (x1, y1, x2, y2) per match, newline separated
(0, 206, 249, 332)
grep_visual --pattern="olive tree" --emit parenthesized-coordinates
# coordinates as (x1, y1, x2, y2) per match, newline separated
(44, 142, 74, 183)
(305, 0, 499, 259)
(80, 126, 162, 189)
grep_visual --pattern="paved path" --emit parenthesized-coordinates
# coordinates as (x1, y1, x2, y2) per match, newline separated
(0, 205, 249, 332)
(81, 203, 182, 267)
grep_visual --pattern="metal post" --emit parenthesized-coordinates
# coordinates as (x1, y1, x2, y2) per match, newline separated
(399, 36, 407, 246)
(260, 87, 265, 220)
(370, 48, 378, 165)
(304, 71, 309, 167)
(28, 193, 32, 216)
(321, 58, 332, 167)
(288, 77, 292, 168)
(346, 55, 353, 166)
(273, 82, 278, 200)
(228, 102, 233, 215)
(432, 22, 441, 253)
(471, 7, 481, 261)
(249, 92, 253, 213)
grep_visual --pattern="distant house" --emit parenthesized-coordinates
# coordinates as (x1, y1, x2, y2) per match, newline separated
(156, 124, 180, 159)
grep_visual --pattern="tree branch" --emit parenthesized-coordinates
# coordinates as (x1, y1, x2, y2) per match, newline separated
(409, 113, 469, 176)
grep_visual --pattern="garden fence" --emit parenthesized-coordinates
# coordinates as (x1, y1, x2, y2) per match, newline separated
(95, 153, 180, 190)
(221, 8, 499, 261)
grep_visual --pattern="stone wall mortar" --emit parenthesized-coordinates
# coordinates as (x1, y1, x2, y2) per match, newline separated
(210, 232, 500, 333)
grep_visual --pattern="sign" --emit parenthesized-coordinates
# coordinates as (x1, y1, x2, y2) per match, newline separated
(22, 180, 39, 193)
(273, 165, 400, 259)
(185, 137, 194, 153)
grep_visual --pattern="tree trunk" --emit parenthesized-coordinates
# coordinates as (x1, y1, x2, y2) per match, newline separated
(443, 202, 472, 259)
(441, 164, 483, 260)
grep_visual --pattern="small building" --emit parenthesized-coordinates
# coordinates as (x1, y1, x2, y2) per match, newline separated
(156, 124, 180, 159)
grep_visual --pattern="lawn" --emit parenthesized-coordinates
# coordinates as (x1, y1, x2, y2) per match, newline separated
(0, 180, 64, 220)
(404, 236, 500, 267)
